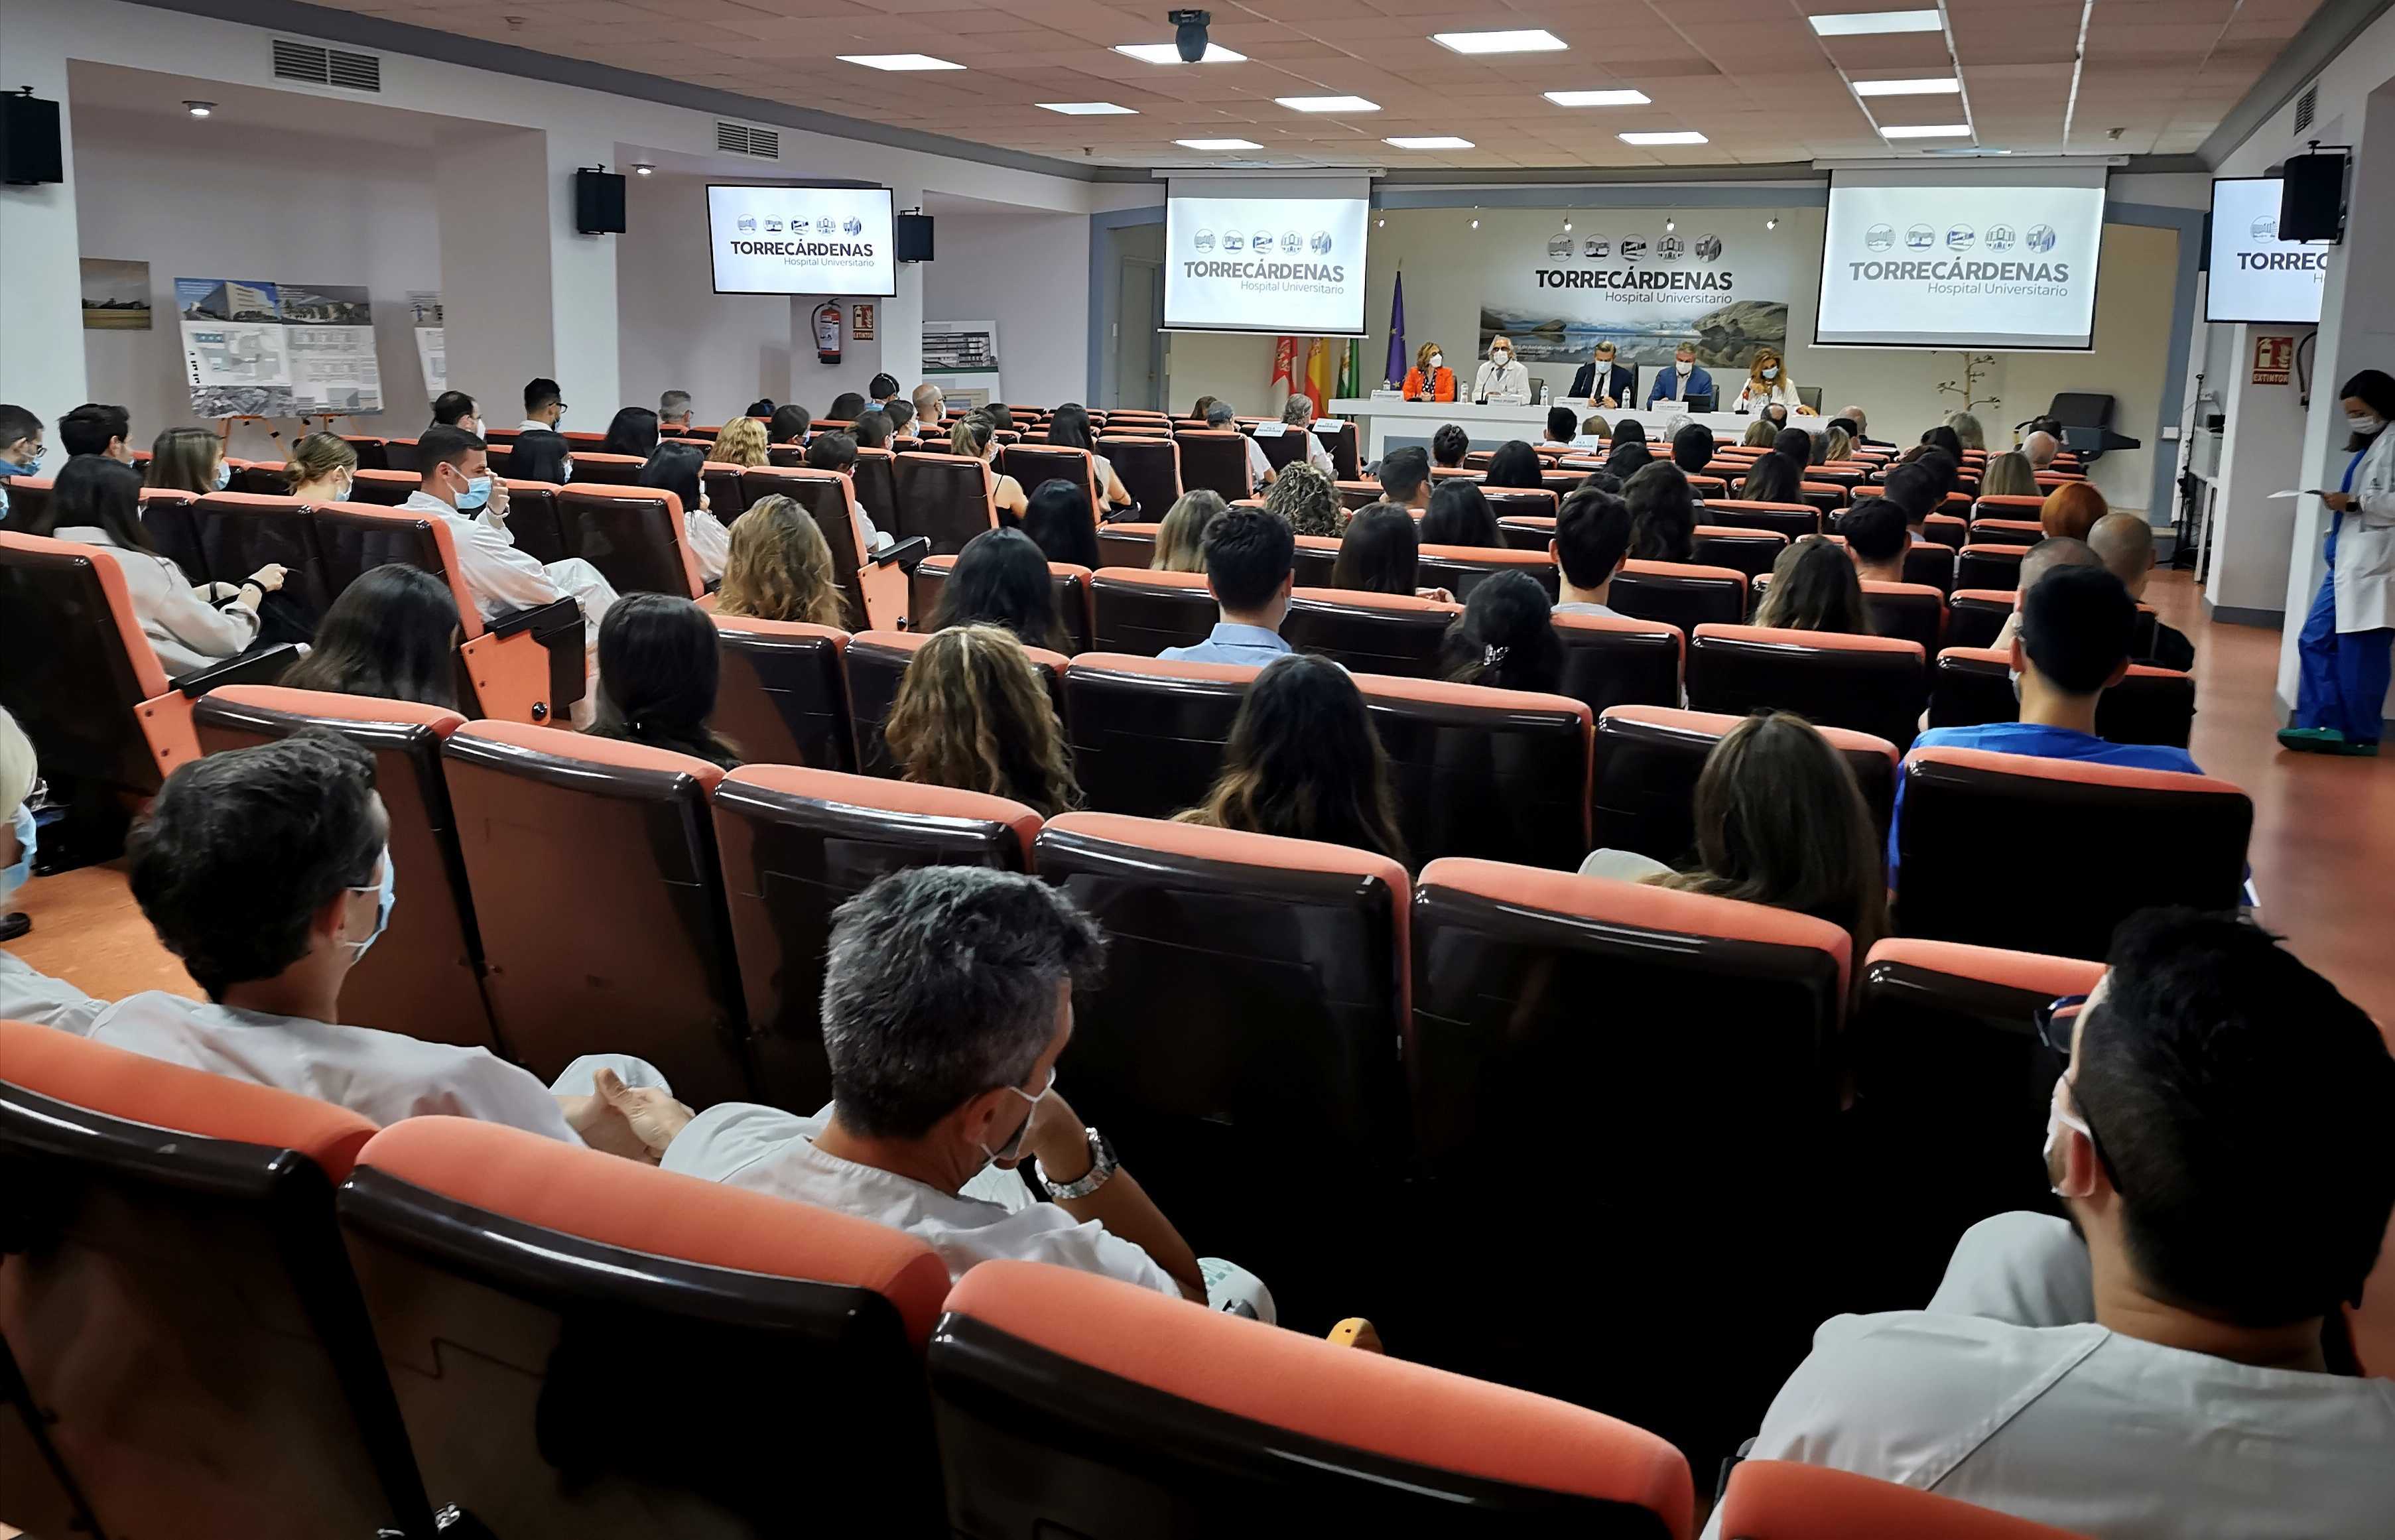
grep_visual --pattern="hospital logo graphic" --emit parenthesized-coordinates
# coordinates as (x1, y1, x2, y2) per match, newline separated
(1548, 232, 1574, 257)
(1281, 230, 1303, 253)
(1619, 235, 1648, 262)
(1583, 237, 1610, 258)
(816, 216, 836, 235)
(737, 216, 757, 232)
(1194, 228, 1215, 251)
(1866, 224, 1895, 251)
(1221, 230, 1245, 251)
(1695, 232, 1723, 261)
(1659, 235, 1685, 261)
(1945, 224, 1975, 251)
(2026, 224, 2057, 253)
(842, 216, 864, 235)
(1310, 230, 1334, 255)
(1986, 225, 2016, 251)
(1906, 224, 1935, 249)
(2251, 215, 2278, 239)
(1250, 227, 1273, 251)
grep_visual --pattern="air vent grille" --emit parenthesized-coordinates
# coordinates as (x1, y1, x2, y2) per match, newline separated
(716, 121, 781, 159)
(272, 38, 381, 92)
(2295, 84, 2317, 136)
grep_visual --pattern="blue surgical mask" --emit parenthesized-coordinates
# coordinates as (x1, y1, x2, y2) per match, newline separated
(1762, 366, 1779, 381)
(2, 804, 35, 900)
(346, 847, 395, 961)
(456, 474, 491, 512)
(0, 446, 40, 478)
(212, 460, 233, 491)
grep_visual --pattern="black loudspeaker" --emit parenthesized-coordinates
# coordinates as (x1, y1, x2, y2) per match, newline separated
(2279, 151, 2347, 242)
(1, 91, 65, 186)
(574, 167, 627, 235)
(894, 213, 935, 263)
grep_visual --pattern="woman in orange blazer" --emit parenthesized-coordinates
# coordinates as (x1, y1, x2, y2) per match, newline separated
(1401, 342, 1456, 403)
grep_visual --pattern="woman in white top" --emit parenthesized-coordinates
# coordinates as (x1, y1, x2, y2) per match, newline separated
(28, 456, 284, 676)
(950, 417, 1029, 521)
(1276, 394, 1337, 477)
(1045, 403, 1134, 513)
(639, 442, 730, 584)
(1731, 347, 1813, 417)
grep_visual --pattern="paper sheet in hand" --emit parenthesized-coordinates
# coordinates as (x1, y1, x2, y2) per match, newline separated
(2268, 489, 2332, 499)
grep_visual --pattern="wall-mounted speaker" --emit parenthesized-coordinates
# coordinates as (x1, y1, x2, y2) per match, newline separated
(1, 90, 65, 186)
(895, 213, 935, 263)
(574, 167, 627, 235)
(2279, 151, 2347, 243)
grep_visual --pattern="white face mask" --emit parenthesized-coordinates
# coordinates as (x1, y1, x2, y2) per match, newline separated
(1492, 349, 1510, 365)
(1676, 359, 1693, 376)
(2043, 1078, 2096, 1199)
(1428, 353, 1443, 371)
(2349, 411, 2384, 436)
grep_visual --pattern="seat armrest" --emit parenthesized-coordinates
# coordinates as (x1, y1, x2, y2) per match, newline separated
(174, 645, 302, 698)
(870, 535, 931, 571)
(487, 594, 584, 638)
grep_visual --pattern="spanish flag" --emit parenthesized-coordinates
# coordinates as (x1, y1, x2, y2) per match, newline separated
(1303, 337, 1333, 416)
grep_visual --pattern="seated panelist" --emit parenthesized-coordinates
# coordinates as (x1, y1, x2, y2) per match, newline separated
(1401, 342, 1456, 403)
(1567, 341, 1636, 409)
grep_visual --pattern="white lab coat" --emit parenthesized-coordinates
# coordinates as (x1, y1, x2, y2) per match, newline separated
(1472, 359, 1531, 404)
(400, 491, 618, 627)
(51, 527, 261, 677)
(1732, 378, 1804, 415)
(2335, 427, 2395, 633)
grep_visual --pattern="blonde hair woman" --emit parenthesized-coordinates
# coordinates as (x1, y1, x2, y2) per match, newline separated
(1945, 411, 1986, 451)
(1742, 418, 1779, 448)
(883, 624, 1080, 817)
(1980, 450, 2038, 499)
(1819, 424, 1854, 465)
(946, 417, 1028, 520)
(1153, 489, 1226, 572)
(713, 495, 848, 627)
(1732, 347, 1808, 417)
(1403, 341, 1456, 403)
(708, 416, 770, 469)
(283, 432, 360, 502)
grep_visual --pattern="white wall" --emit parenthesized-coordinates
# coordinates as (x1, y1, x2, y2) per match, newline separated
(615, 172, 793, 424)
(73, 103, 440, 460)
(921, 210, 1091, 407)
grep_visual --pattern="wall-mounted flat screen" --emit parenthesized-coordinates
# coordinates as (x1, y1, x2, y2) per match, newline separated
(708, 184, 895, 296)
(1817, 176, 2106, 350)
(2206, 176, 2327, 324)
(1164, 194, 1369, 335)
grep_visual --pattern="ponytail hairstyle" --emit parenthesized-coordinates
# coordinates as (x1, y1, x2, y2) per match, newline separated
(283, 432, 359, 495)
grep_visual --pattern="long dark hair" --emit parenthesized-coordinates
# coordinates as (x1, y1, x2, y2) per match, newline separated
(1045, 403, 1096, 452)
(2342, 369, 2395, 450)
(601, 407, 661, 458)
(588, 592, 740, 767)
(1624, 462, 1695, 561)
(1754, 535, 1874, 635)
(505, 430, 572, 483)
(1175, 654, 1405, 865)
(1440, 570, 1563, 694)
(1483, 440, 1545, 489)
(1421, 480, 1504, 548)
(1021, 476, 1101, 570)
(639, 441, 706, 515)
(37, 455, 155, 550)
(931, 527, 1067, 651)
(1332, 504, 1421, 594)
(282, 563, 461, 709)
(1651, 711, 1887, 957)
(1738, 452, 1803, 503)
(145, 427, 222, 493)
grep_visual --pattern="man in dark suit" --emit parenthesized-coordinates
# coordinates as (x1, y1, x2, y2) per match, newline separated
(1567, 341, 1636, 409)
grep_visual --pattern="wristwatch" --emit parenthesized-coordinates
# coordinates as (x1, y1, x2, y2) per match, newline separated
(1037, 1126, 1118, 1200)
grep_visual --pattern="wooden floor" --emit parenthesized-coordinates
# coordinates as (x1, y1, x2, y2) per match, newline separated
(9, 569, 2394, 1022)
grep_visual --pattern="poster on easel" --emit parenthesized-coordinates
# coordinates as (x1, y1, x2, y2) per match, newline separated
(279, 284, 382, 413)
(176, 278, 295, 417)
(407, 291, 446, 402)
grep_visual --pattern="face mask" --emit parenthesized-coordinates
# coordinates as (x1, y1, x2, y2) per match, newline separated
(212, 461, 233, 491)
(345, 847, 395, 962)
(2043, 1078, 2095, 1199)
(2349, 411, 2384, 436)
(1676, 359, 1693, 376)
(1492, 350, 1511, 364)
(1762, 366, 1779, 381)
(976, 1066, 1055, 1171)
(1428, 353, 1443, 371)
(0, 446, 40, 478)
(336, 472, 356, 503)
(2, 804, 36, 900)
(456, 474, 491, 511)
(460, 415, 482, 436)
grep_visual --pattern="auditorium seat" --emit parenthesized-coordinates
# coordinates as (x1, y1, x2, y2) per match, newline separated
(1692, 526, 1787, 579)
(1481, 487, 1561, 523)
(1947, 589, 2015, 650)
(1973, 493, 2047, 526)
(701, 459, 751, 518)
(339, 434, 391, 471)
(194, 686, 498, 1055)
(1094, 520, 1161, 569)
(711, 613, 854, 771)
(1498, 513, 1556, 552)
(1590, 705, 1898, 862)
(440, 722, 751, 1105)
(1090, 565, 1217, 654)
(1251, 423, 1314, 473)
(1928, 647, 2196, 747)
(338, 1116, 948, 1534)
(1405, 860, 1849, 1456)
(1900, 539, 1956, 593)
(1290, 531, 1342, 586)
(1967, 517, 2045, 548)
(1418, 540, 1562, 601)
(189, 490, 336, 623)
(1000, 443, 1099, 509)
(1061, 653, 1254, 818)
(1958, 544, 2026, 590)
(1361, 675, 1592, 869)
(1098, 435, 1181, 515)
(844, 629, 1068, 778)
(1315, 418, 1363, 480)
(1716, 1460, 2092, 1539)
(738, 466, 913, 631)
(1862, 580, 1947, 654)
(0, 1019, 427, 1539)
(851, 445, 900, 528)
(1608, 559, 1750, 633)
(347, 468, 420, 506)
(557, 483, 705, 598)
(1174, 428, 1252, 501)
(1687, 624, 1927, 747)
(562, 450, 645, 486)
(1701, 499, 1819, 541)
(930, 1259, 1693, 1537)
(1894, 747, 2251, 959)
(1030, 813, 1416, 1326)
(497, 479, 570, 566)
(1685, 474, 1730, 499)
(1283, 586, 1460, 676)
(712, 766, 1039, 1108)
(910, 553, 1094, 652)
(1921, 512, 1969, 549)
(892, 451, 999, 556)
(1555, 611, 1685, 719)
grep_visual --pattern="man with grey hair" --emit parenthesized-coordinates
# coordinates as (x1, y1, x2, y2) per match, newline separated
(657, 389, 693, 430)
(2024, 428, 2059, 471)
(1276, 393, 1336, 476)
(657, 866, 1206, 1301)
(1206, 398, 1278, 493)
(911, 381, 946, 430)
(1841, 405, 1891, 449)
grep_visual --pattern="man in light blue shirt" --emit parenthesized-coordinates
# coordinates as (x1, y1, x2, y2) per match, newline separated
(1160, 507, 1295, 667)
(1892, 564, 2202, 877)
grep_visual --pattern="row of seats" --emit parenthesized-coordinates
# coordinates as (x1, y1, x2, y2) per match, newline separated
(0, 1016, 2096, 1540)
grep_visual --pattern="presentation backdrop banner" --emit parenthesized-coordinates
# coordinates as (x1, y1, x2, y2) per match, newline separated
(176, 279, 295, 418)
(279, 284, 381, 414)
(1165, 194, 1370, 336)
(408, 291, 446, 402)
(1817, 180, 2107, 350)
(2207, 177, 2329, 324)
(707, 185, 897, 297)
(1477, 210, 1794, 373)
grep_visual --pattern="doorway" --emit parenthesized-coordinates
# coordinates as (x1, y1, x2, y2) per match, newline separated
(1114, 257, 1163, 410)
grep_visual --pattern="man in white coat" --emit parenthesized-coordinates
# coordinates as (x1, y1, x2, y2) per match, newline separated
(2281, 367, 2395, 755)
(403, 425, 617, 631)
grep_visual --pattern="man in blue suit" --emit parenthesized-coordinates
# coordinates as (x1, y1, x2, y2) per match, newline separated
(1567, 340, 1637, 408)
(1646, 341, 1715, 409)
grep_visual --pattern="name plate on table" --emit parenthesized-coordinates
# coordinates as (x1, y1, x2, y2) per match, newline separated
(1371, 389, 1402, 399)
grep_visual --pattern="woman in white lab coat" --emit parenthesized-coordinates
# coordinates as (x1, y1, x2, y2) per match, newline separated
(1730, 347, 1812, 417)
(2282, 367, 2395, 754)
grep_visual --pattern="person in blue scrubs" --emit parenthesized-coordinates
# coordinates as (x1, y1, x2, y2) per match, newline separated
(2281, 369, 2395, 756)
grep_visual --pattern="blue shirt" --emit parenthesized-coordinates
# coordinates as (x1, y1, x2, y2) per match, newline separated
(1890, 723, 2204, 878)
(1648, 363, 1715, 407)
(1159, 621, 1292, 667)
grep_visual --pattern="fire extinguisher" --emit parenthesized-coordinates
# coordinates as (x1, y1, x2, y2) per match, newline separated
(812, 300, 844, 365)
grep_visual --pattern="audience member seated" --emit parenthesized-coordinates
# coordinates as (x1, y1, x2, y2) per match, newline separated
(0, 708, 102, 1033)
(428, 389, 482, 435)
(1020, 476, 1102, 571)
(519, 376, 567, 434)
(640, 440, 730, 583)
(911, 383, 944, 428)
(746, 398, 778, 419)
(1606, 420, 1654, 479)
(407, 425, 618, 641)
(1893, 566, 2203, 876)
(658, 388, 694, 432)
(586, 592, 742, 769)
(829, 391, 868, 422)
(885, 625, 1079, 816)
(1944, 411, 1986, 452)
(767, 403, 812, 446)
(1551, 487, 1632, 618)
(1992, 537, 2104, 652)
(708, 416, 769, 468)
(650, 866, 1206, 1298)
(1429, 423, 1469, 470)
(23, 454, 280, 674)
(2024, 428, 2060, 470)
(714, 494, 849, 627)
(1277, 394, 1337, 476)
(1541, 407, 1579, 450)
(503, 428, 572, 484)
(1840, 497, 1911, 585)
(1046, 403, 1135, 513)
(1738, 446, 1803, 504)
(1377, 444, 1433, 512)
(0, 402, 44, 522)
(1921, 424, 1965, 460)
(851, 411, 894, 450)
(948, 417, 1029, 521)
(1580, 712, 1888, 958)
(2042, 480, 2108, 543)
(1721, 909, 2395, 1536)
(1332, 502, 1451, 602)
(1980, 450, 2038, 499)
(885, 397, 919, 442)
(1173, 653, 1407, 864)
(600, 405, 661, 459)
(281, 563, 462, 709)
(1420, 478, 1505, 549)
(59, 401, 135, 462)
(1198, 400, 1275, 494)
(1626, 461, 1697, 561)
(1671, 423, 1715, 474)
(1151, 489, 1226, 573)
(143, 425, 230, 494)
(868, 373, 903, 409)
(1573, 413, 1610, 450)
(2090, 511, 2195, 670)
(84, 730, 679, 1149)
(1878, 462, 1943, 528)
(1820, 423, 1854, 464)
(802, 429, 895, 552)
(1845, 405, 1888, 448)
(932, 527, 1070, 651)
(1263, 460, 1343, 538)
(1484, 440, 1545, 489)
(1741, 418, 1779, 449)
(1160, 507, 1295, 666)
(1440, 570, 1563, 694)
(282, 431, 361, 502)
(1777, 426, 1820, 470)
(1754, 535, 1875, 636)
